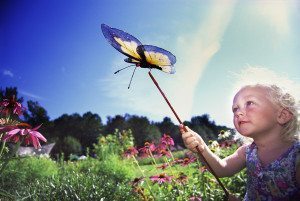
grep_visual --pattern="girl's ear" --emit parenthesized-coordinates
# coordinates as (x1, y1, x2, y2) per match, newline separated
(277, 108, 293, 125)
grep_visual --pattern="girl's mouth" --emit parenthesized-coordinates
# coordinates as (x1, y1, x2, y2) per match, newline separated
(239, 121, 249, 126)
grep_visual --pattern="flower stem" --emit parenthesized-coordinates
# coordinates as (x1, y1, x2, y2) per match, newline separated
(132, 155, 155, 199)
(148, 150, 158, 167)
(166, 146, 175, 162)
(0, 136, 6, 158)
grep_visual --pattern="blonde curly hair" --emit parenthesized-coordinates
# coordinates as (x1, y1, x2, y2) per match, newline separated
(241, 84, 299, 142)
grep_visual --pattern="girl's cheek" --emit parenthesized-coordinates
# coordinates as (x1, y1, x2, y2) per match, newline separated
(246, 107, 255, 113)
(233, 118, 238, 127)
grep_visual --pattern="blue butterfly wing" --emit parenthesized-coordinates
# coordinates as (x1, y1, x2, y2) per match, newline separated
(137, 45, 176, 74)
(101, 24, 143, 61)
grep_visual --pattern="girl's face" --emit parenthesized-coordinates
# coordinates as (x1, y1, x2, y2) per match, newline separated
(232, 86, 280, 138)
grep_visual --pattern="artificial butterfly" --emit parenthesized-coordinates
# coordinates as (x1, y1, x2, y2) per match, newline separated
(101, 24, 176, 88)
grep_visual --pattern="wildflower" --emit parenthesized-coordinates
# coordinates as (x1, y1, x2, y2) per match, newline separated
(199, 166, 208, 173)
(144, 142, 156, 151)
(176, 172, 188, 184)
(185, 151, 195, 158)
(150, 173, 172, 184)
(160, 134, 174, 146)
(172, 158, 183, 165)
(0, 118, 17, 134)
(132, 186, 147, 200)
(139, 142, 156, 156)
(218, 130, 231, 140)
(99, 136, 106, 144)
(0, 118, 19, 126)
(0, 125, 18, 134)
(0, 96, 25, 116)
(210, 140, 219, 148)
(189, 196, 202, 201)
(123, 146, 138, 158)
(156, 163, 169, 170)
(219, 140, 236, 148)
(130, 177, 144, 187)
(180, 157, 196, 166)
(155, 142, 166, 153)
(156, 149, 172, 158)
(2, 124, 47, 149)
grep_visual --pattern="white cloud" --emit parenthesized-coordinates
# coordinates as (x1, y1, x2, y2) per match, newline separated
(3, 70, 14, 77)
(168, 0, 237, 122)
(19, 90, 44, 100)
(100, 0, 237, 123)
(254, 0, 292, 36)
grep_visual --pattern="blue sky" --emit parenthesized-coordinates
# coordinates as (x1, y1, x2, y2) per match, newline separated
(1, 0, 299, 128)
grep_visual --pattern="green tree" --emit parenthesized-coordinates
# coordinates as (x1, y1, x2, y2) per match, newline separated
(127, 115, 161, 147)
(23, 100, 50, 126)
(0, 87, 23, 103)
(81, 112, 103, 148)
(23, 100, 53, 142)
(104, 114, 128, 135)
(50, 112, 102, 155)
(52, 136, 82, 159)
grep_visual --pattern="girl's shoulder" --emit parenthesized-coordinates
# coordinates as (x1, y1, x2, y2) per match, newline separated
(244, 142, 256, 154)
(235, 143, 251, 160)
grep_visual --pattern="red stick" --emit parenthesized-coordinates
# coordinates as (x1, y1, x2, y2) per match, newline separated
(148, 71, 229, 198)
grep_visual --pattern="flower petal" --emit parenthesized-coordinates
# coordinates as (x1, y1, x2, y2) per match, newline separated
(30, 131, 47, 142)
(30, 134, 41, 149)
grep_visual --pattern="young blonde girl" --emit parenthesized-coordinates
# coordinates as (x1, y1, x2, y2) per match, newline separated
(180, 84, 299, 200)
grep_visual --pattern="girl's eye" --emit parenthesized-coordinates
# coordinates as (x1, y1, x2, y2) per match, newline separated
(232, 107, 238, 113)
(246, 101, 254, 106)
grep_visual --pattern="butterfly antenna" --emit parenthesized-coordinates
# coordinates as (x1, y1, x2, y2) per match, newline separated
(114, 65, 135, 74)
(128, 66, 137, 89)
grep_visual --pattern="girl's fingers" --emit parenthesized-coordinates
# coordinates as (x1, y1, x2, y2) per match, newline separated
(186, 137, 197, 145)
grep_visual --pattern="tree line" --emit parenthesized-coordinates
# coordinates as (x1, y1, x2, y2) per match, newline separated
(1, 87, 231, 158)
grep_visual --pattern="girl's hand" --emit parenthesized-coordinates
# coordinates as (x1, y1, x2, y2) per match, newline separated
(179, 124, 206, 153)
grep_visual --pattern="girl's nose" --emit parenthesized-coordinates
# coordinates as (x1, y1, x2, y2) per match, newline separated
(235, 108, 245, 117)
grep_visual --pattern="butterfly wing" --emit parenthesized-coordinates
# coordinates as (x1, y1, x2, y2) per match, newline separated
(101, 24, 143, 61)
(137, 45, 176, 74)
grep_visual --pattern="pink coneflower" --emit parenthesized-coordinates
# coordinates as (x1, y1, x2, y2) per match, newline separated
(180, 157, 196, 166)
(155, 143, 166, 152)
(219, 140, 236, 148)
(156, 149, 171, 158)
(150, 173, 172, 184)
(0, 96, 25, 116)
(189, 196, 202, 201)
(123, 147, 138, 158)
(0, 125, 18, 141)
(139, 142, 156, 156)
(0, 125, 18, 134)
(130, 177, 144, 187)
(176, 172, 188, 184)
(160, 134, 174, 146)
(172, 158, 183, 165)
(156, 163, 169, 170)
(199, 166, 208, 173)
(2, 123, 47, 149)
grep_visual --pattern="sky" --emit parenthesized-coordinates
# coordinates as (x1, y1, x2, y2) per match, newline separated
(1, 0, 300, 128)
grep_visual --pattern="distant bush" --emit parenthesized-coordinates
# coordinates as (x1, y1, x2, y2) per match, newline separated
(0, 155, 138, 200)
(52, 136, 82, 160)
(94, 129, 134, 161)
(0, 156, 58, 192)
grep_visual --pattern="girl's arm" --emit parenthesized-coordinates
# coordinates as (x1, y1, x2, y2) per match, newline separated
(180, 125, 246, 177)
(202, 144, 247, 177)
